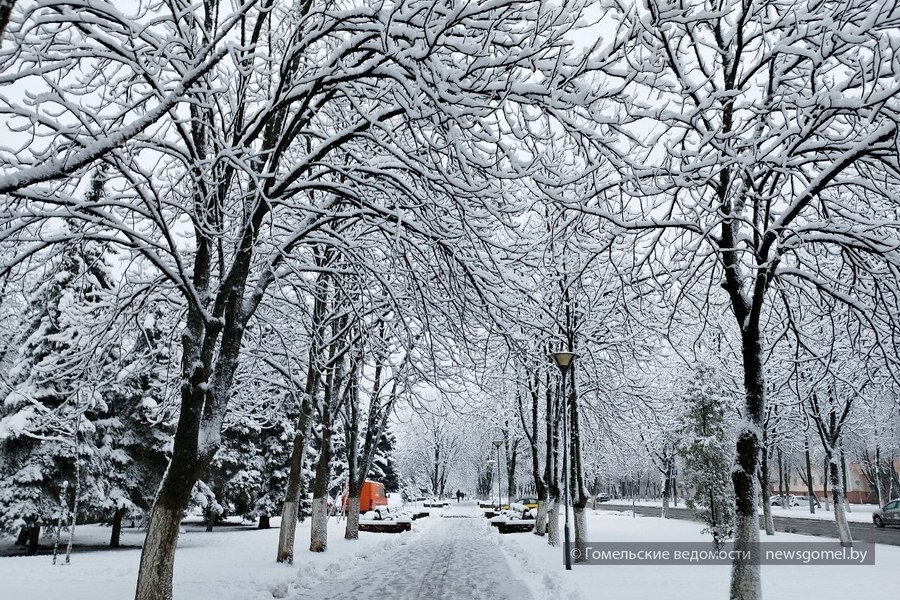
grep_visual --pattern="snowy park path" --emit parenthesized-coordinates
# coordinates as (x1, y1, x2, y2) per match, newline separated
(293, 504, 533, 600)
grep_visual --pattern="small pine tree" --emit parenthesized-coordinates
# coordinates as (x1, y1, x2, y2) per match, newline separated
(676, 364, 735, 548)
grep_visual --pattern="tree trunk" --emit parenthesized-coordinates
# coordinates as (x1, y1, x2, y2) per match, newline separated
(257, 514, 270, 529)
(661, 460, 672, 519)
(25, 524, 40, 555)
(830, 455, 853, 547)
(309, 375, 335, 553)
(546, 498, 559, 546)
(729, 329, 764, 600)
(344, 496, 361, 540)
(840, 451, 852, 512)
(134, 504, 183, 600)
(275, 403, 313, 562)
(758, 440, 775, 535)
(15, 526, 29, 546)
(309, 497, 328, 553)
(573, 505, 587, 564)
(777, 447, 786, 508)
(110, 506, 125, 547)
(874, 445, 883, 507)
(805, 439, 816, 514)
(533, 500, 549, 536)
(277, 268, 326, 562)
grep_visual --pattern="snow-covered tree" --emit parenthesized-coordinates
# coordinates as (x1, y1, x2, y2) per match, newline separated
(370, 426, 401, 493)
(0, 211, 116, 551)
(94, 307, 175, 546)
(677, 364, 735, 549)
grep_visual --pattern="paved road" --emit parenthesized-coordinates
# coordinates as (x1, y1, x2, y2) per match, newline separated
(294, 503, 532, 600)
(597, 503, 900, 546)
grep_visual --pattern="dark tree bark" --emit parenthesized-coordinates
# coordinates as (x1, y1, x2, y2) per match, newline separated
(0, 1, 17, 43)
(26, 524, 40, 555)
(804, 438, 816, 514)
(110, 506, 125, 547)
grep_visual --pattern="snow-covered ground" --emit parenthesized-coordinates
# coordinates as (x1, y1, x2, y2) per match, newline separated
(0, 503, 895, 600)
(604, 499, 880, 523)
(0, 513, 438, 600)
(498, 508, 899, 600)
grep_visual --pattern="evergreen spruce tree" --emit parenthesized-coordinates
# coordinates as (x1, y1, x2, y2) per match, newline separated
(94, 307, 175, 545)
(676, 364, 736, 549)
(0, 175, 117, 552)
(370, 426, 401, 493)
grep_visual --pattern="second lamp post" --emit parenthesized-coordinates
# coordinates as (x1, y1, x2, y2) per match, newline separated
(492, 439, 503, 511)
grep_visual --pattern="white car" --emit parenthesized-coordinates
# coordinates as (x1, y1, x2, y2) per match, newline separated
(771, 495, 801, 507)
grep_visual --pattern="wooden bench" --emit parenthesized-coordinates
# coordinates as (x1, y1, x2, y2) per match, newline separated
(490, 520, 546, 534)
(359, 521, 411, 533)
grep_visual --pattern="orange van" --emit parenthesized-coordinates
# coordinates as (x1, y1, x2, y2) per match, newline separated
(342, 480, 389, 513)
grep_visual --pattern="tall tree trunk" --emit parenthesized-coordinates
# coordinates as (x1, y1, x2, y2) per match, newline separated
(805, 438, 816, 514)
(275, 402, 313, 563)
(840, 451, 852, 512)
(777, 447, 786, 508)
(135, 377, 213, 600)
(110, 506, 125, 547)
(15, 526, 29, 546)
(758, 435, 775, 535)
(309, 395, 334, 552)
(24, 524, 40, 555)
(546, 498, 559, 546)
(729, 328, 764, 600)
(661, 458, 672, 519)
(874, 444, 883, 507)
(276, 268, 326, 562)
(830, 454, 853, 546)
(134, 503, 184, 600)
(343, 358, 362, 541)
(521, 371, 547, 536)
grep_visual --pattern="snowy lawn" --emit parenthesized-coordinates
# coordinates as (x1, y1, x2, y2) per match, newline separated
(497, 509, 900, 600)
(605, 499, 880, 523)
(0, 515, 436, 600)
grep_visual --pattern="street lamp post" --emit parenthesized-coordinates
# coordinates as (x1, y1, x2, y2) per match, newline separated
(552, 351, 576, 571)
(493, 439, 503, 512)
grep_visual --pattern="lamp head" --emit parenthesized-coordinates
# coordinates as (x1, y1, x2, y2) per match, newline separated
(552, 351, 576, 370)
(492, 439, 503, 448)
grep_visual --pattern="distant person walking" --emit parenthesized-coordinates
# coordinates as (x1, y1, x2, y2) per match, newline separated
(456, 489, 463, 503)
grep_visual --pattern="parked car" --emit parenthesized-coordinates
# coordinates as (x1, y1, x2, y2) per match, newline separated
(791, 495, 821, 507)
(510, 497, 539, 510)
(873, 499, 900, 528)
(595, 493, 611, 503)
(771, 495, 802, 507)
